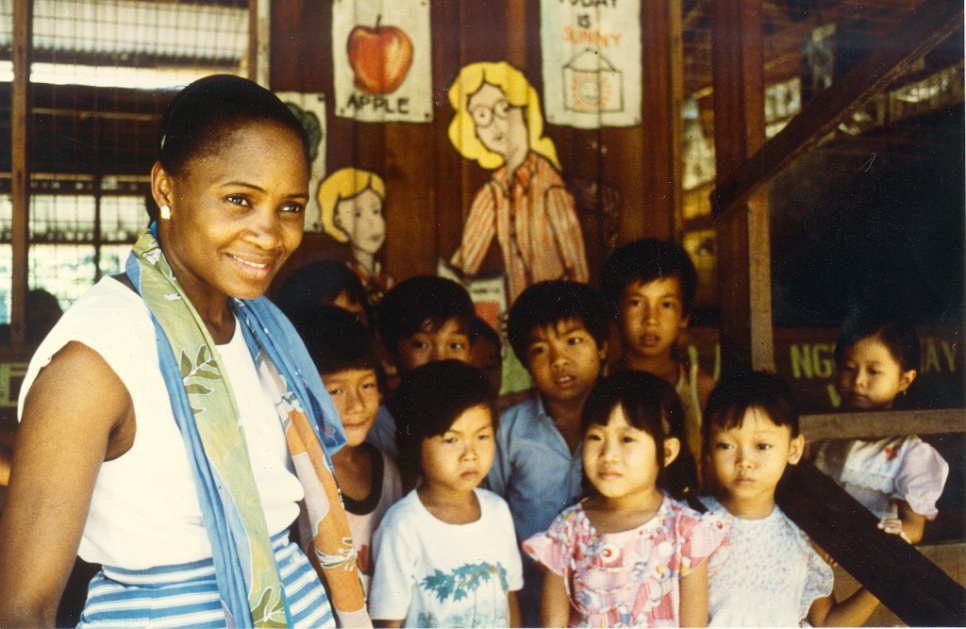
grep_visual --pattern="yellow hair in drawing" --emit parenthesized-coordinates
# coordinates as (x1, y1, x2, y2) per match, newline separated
(317, 167, 386, 243)
(448, 61, 560, 171)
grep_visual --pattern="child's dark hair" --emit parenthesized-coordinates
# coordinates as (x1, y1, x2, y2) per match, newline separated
(157, 74, 309, 176)
(702, 371, 800, 453)
(599, 238, 698, 318)
(389, 360, 497, 489)
(275, 260, 369, 323)
(289, 305, 381, 377)
(506, 280, 610, 364)
(581, 371, 700, 505)
(376, 275, 475, 363)
(834, 316, 921, 372)
(469, 315, 501, 349)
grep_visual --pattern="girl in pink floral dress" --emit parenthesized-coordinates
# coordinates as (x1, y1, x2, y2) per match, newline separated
(524, 371, 729, 627)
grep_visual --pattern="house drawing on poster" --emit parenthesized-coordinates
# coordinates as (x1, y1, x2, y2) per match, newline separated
(563, 48, 624, 114)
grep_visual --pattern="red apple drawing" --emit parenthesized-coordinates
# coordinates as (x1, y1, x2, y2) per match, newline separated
(347, 16, 414, 95)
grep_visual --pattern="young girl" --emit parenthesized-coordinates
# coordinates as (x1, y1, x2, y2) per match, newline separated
(524, 371, 729, 627)
(368, 360, 523, 627)
(701, 371, 891, 627)
(810, 318, 948, 543)
(291, 306, 403, 595)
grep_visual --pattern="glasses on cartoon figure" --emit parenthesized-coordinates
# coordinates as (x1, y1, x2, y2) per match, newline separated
(470, 99, 512, 128)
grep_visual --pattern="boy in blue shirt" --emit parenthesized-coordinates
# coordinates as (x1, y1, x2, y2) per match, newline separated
(487, 280, 609, 626)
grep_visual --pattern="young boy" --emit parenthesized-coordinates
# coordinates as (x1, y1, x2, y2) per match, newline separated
(367, 275, 477, 458)
(289, 306, 403, 594)
(600, 237, 715, 466)
(489, 280, 610, 626)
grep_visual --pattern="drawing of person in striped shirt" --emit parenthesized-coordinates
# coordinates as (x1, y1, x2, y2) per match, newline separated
(447, 61, 589, 304)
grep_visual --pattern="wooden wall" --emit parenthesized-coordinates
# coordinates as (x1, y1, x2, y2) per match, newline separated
(269, 0, 680, 287)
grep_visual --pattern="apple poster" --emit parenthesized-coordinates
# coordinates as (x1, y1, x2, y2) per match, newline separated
(540, 0, 642, 129)
(332, 0, 432, 124)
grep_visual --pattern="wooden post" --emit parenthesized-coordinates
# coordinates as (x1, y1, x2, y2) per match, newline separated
(710, 0, 774, 373)
(249, 0, 271, 87)
(10, 0, 31, 347)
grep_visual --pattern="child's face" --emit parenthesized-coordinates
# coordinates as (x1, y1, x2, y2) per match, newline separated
(334, 188, 385, 257)
(395, 317, 472, 375)
(470, 336, 503, 397)
(322, 368, 380, 447)
(419, 404, 495, 495)
(525, 317, 606, 406)
(837, 336, 916, 410)
(617, 276, 689, 362)
(583, 405, 679, 502)
(707, 408, 804, 513)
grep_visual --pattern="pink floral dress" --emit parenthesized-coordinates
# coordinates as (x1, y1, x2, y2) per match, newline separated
(523, 496, 729, 627)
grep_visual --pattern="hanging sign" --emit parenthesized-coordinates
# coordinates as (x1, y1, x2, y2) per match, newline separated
(540, 0, 642, 128)
(332, 0, 432, 123)
(275, 92, 327, 231)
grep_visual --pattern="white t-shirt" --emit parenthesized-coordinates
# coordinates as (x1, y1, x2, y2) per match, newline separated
(368, 488, 524, 627)
(701, 497, 833, 627)
(18, 277, 304, 568)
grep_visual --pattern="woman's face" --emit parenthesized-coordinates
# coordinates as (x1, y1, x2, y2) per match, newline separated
(158, 120, 308, 306)
(467, 83, 527, 158)
(335, 188, 385, 257)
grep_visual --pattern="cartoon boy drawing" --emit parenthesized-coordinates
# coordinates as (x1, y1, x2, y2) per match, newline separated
(448, 61, 589, 304)
(319, 167, 395, 305)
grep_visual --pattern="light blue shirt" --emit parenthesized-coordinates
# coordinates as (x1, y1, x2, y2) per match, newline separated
(366, 405, 398, 460)
(487, 395, 584, 626)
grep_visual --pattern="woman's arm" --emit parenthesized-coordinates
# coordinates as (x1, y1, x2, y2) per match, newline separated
(0, 342, 134, 627)
(540, 570, 571, 628)
(679, 561, 709, 627)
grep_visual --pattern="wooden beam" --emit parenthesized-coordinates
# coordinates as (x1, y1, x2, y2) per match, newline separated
(10, 0, 31, 348)
(802, 408, 966, 441)
(711, 0, 774, 373)
(711, 0, 964, 221)
(779, 460, 966, 626)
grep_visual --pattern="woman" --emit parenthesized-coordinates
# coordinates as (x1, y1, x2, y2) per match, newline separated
(0, 75, 370, 628)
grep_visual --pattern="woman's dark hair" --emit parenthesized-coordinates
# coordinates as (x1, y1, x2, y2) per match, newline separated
(158, 74, 309, 176)
(275, 260, 369, 323)
(702, 371, 800, 454)
(388, 360, 496, 489)
(581, 371, 700, 504)
(834, 317, 921, 373)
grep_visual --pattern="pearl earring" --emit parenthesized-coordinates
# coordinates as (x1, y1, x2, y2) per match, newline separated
(160, 204, 171, 220)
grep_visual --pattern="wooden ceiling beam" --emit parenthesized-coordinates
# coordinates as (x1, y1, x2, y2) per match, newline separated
(711, 0, 964, 220)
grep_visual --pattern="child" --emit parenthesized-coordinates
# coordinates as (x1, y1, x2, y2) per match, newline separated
(366, 275, 477, 458)
(274, 259, 371, 325)
(368, 360, 523, 627)
(810, 318, 948, 544)
(289, 306, 403, 594)
(600, 238, 714, 466)
(701, 371, 890, 627)
(469, 315, 503, 399)
(524, 371, 729, 627)
(490, 280, 610, 626)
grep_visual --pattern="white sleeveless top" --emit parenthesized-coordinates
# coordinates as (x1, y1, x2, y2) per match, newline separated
(18, 277, 304, 569)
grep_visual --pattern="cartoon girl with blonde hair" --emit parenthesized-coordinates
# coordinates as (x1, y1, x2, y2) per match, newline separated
(319, 167, 395, 304)
(448, 61, 588, 303)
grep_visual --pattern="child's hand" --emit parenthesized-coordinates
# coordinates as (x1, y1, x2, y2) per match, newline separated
(878, 517, 911, 543)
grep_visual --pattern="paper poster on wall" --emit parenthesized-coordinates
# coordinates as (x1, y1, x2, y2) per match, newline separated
(540, 0, 642, 128)
(276, 92, 327, 231)
(332, 0, 432, 123)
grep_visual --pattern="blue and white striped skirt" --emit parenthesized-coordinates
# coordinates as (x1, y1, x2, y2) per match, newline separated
(78, 532, 334, 628)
